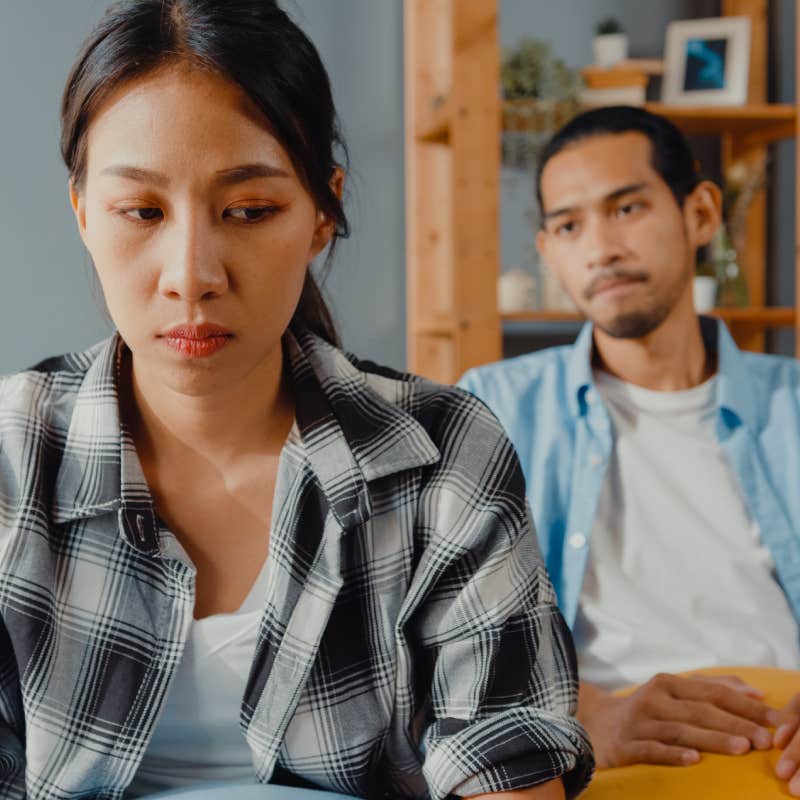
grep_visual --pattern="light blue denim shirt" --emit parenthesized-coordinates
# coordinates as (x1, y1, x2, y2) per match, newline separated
(458, 317, 800, 630)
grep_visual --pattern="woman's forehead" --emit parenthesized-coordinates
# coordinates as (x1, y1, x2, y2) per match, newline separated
(85, 63, 293, 178)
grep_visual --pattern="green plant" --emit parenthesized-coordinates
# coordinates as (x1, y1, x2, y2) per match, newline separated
(595, 17, 624, 36)
(501, 38, 582, 101)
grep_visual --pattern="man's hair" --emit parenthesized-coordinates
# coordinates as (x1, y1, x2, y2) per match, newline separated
(536, 105, 702, 216)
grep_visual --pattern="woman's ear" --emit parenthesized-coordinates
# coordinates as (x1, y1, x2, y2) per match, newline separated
(684, 179, 723, 249)
(68, 179, 88, 244)
(309, 167, 346, 259)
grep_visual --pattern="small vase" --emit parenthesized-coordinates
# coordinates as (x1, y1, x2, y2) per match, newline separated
(712, 226, 749, 308)
(592, 34, 628, 67)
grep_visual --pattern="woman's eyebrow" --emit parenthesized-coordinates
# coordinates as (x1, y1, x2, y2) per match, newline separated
(99, 165, 170, 186)
(98, 162, 291, 187)
(215, 163, 291, 184)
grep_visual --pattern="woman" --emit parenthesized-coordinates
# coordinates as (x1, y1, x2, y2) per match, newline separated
(0, 1, 592, 798)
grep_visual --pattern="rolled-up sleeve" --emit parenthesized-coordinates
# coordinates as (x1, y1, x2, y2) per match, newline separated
(409, 391, 594, 799)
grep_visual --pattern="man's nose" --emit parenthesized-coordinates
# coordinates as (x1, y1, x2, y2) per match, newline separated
(583, 214, 625, 270)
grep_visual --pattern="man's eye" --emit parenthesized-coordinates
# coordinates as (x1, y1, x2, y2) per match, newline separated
(225, 206, 279, 222)
(555, 221, 578, 236)
(617, 202, 643, 217)
(120, 207, 163, 221)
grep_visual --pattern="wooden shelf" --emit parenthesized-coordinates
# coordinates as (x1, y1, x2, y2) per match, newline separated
(502, 307, 796, 328)
(644, 103, 796, 147)
(500, 100, 796, 148)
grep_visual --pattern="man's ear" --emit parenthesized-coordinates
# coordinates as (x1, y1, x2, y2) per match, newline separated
(684, 179, 722, 249)
(69, 179, 88, 245)
(309, 166, 346, 260)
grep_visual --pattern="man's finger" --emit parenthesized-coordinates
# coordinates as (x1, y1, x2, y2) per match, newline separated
(666, 699, 772, 749)
(639, 720, 753, 757)
(690, 674, 765, 700)
(776, 730, 800, 797)
(669, 677, 777, 727)
(621, 739, 700, 768)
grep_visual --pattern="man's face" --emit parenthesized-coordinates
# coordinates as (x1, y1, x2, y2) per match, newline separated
(536, 131, 714, 339)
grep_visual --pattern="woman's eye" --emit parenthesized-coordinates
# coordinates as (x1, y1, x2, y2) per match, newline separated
(120, 207, 163, 222)
(225, 206, 279, 222)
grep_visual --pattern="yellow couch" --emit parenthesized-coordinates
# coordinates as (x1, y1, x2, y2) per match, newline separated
(580, 667, 800, 799)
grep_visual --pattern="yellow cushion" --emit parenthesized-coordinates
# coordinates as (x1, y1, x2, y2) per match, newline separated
(579, 667, 800, 799)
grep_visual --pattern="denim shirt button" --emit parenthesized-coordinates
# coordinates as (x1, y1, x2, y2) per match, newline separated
(569, 531, 587, 549)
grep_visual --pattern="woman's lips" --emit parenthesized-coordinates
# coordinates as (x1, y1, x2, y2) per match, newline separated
(160, 324, 233, 358)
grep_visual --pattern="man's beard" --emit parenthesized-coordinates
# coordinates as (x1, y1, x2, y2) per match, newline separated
(595, 304, 672, 339)
(582, 266, 676, 340)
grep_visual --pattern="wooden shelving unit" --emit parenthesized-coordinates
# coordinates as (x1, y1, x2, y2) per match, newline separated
(405, 0, 799, 384)
(428, 100, 797, 148)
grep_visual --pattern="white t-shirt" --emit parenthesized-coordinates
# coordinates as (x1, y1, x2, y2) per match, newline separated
(126, 553, 270, 797)
(574, 370, 800, 691)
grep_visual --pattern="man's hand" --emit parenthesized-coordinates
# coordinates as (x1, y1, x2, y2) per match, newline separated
(773, 694, 800, 796)
(578, 673, 780, 769)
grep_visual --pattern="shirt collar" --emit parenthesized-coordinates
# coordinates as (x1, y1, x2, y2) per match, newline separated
(565, 315, 757, 430)
(286, 324, 440, 530)
(52, 327, 441, 537)
(566, 322, 595, 417)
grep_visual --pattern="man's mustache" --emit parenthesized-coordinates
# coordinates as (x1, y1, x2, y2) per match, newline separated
(584, 268, 649, 300)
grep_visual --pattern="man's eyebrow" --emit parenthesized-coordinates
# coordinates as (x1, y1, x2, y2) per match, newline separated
(98, 162, 291, 187)
(543, 182, 649, 221)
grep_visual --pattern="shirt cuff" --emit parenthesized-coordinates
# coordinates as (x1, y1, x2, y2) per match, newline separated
(423, 707, 594, 800)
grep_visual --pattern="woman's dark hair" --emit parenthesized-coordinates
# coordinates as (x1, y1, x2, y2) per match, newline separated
(61, 0, 349, 345)
(536, 105, 702, 220)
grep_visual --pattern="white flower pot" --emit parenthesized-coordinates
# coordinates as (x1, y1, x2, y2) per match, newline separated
(593, 33, 629, 67)
(693, 276, 718, 313)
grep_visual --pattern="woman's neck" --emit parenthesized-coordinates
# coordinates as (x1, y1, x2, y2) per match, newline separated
(123, 344, 295, 472)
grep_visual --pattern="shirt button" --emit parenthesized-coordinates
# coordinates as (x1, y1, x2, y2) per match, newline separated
(586, 389, 596, 405)
(589, 451, 602, 467)
(569, 532, 587, 549)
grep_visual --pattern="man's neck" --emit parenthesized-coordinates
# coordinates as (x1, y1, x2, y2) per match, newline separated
(592, 297, 714, 392)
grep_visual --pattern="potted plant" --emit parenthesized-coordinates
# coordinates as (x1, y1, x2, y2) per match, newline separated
(593, 17, 628, 67)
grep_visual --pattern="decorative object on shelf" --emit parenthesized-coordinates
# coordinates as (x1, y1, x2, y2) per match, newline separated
(712, 154, 765, 308)
(500, 38, 582, 170)
(693, 258, 718, 312)
(579, 60, 659, 107)
(593, 17, 629, 68)
(498, 268, 538, 314)
(662, 16, 751, 106)
(693, 276, 718, 312)
(712, 225, 749, 308)
(723, 155, 766, 255)
(540, 266, 578, 312)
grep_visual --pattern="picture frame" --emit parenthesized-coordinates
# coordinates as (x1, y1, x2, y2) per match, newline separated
(662, 16, 751, 106)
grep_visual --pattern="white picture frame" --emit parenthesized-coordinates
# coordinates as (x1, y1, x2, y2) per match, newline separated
(662, 16, 751, 106)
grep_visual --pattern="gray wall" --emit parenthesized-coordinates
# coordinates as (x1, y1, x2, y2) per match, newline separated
(0, 2, 794, 372)
(0, 0, 405, 374)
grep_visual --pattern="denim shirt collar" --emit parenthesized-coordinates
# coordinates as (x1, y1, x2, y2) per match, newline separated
(565, 315, 758, 431)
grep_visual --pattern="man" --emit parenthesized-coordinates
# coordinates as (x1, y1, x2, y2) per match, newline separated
(458, 106, 800, 794)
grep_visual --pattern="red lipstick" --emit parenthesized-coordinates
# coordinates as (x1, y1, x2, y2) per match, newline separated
(161, 323, 233, 358)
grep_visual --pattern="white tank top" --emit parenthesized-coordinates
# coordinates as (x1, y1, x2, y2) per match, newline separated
(126, 554, 270, 797)
(575, 371, 800, 691)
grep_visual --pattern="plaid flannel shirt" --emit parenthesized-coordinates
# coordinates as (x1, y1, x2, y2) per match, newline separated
(0, 326, 593, 799)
